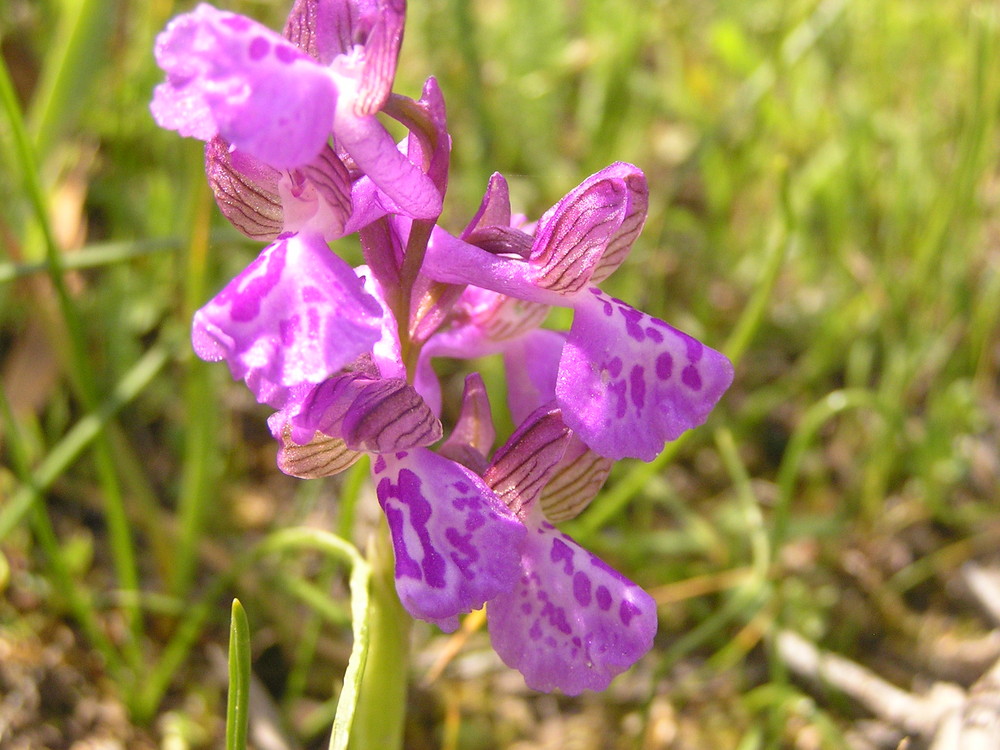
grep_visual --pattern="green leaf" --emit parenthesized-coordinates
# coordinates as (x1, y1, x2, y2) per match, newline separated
(226, 599, 252, 750)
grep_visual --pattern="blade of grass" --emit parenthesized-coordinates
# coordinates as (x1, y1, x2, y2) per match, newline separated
(134, 527, 371, 732)
(0, 344, 170, 541)
(347, 520, 404, 750)
(171, 168, 218, 599)
(0, 237, 182, 283)
(0, 383, 126, 684)
(0, 54, 143, 655)
(26, 0, 113, 157)
(225, 599, 252, 750)
(772, 389, 885, 549)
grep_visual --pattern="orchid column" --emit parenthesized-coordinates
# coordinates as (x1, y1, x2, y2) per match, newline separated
(151, 0, 733, 745)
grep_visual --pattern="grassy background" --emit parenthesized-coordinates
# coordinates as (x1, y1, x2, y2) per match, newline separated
(2, 0, 1000, 747)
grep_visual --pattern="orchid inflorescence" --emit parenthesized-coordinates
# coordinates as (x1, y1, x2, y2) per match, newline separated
(152, 0, 733, 694)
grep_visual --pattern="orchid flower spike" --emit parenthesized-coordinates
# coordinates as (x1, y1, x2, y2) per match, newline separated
(155, 0, 735, 699)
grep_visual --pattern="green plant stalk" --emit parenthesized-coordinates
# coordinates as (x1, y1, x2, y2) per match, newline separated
(329, 535, 373, 750)
(288, 461, 371, 707)
(348, 519, 410, 750)
(226, 599, 252, 750)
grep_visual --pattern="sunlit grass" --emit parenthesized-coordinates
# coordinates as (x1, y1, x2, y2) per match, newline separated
(2, 0, 999, 747)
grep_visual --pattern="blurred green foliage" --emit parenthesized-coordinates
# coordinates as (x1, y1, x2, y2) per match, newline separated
(2, 0, 999, 747)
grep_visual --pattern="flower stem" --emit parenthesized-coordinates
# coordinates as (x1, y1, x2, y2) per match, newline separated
(348, 518, 411, 750)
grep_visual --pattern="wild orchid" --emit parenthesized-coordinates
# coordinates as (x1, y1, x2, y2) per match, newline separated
(419, 165, 734, 461)
(151, 0, 733, 722)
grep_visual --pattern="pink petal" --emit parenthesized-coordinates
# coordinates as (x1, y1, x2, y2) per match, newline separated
(373, 449, 525, 631)
(502, 329, 564, 424)
(284, 145, 353, 239)
(152, 5, 338, 169)
(191, 232, 383, 408)
(422, 226, 565, 306)
(335, 113, 442, 219)
(439, 373, 496, 474)
(557, 288, 734, 461)
(462, 172, 512, 239)
(487, 509, 657, 694)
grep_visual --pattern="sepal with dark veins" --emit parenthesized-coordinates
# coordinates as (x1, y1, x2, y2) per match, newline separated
(283, 0, 406, 112)
(344, 0, 407, 117)
(205, 137, 284, 241)
(268, 413, 362, 478)
(293, 373, 442, 453)
(539, 436, 613, 523)
(439, 373, 495, 474)
(588, 162, 648, 284)
(527, 171, 629, 295)
(484, 407, 572, 517)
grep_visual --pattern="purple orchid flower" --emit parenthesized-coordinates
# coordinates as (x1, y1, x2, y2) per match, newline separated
(158, 0, 733, 698)
(238, 262, 526, 633)
(418, 164, 735, 461)
(192, 231, 385, 409)
(470, 406, 656, 694)
(151, 0, 441, 220)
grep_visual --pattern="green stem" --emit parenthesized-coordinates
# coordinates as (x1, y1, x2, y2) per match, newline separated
(348, 519, 411, 750)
